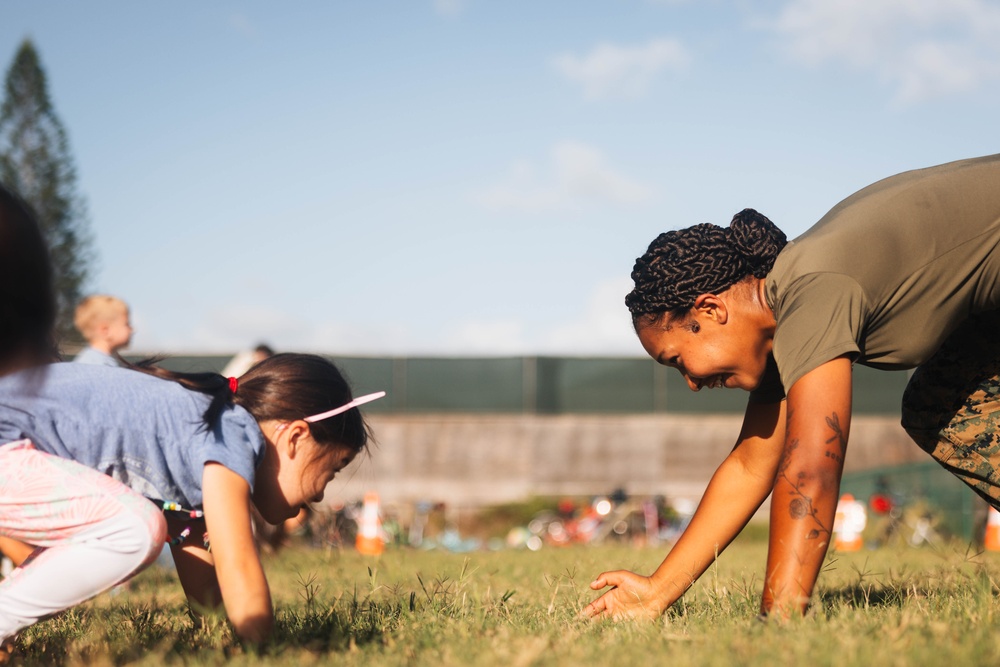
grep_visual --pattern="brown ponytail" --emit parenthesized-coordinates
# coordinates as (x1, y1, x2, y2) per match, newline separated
(125, 353, 371, 455)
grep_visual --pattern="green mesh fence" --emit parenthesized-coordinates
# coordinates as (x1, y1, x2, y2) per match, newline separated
(129, 354, 911, 416)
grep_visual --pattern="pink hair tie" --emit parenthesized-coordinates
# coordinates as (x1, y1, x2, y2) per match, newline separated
(228, 377, 238, 394)
(304, 391, 386, 423)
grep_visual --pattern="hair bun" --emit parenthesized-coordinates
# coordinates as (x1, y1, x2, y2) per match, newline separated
(726, 208, 787, 278)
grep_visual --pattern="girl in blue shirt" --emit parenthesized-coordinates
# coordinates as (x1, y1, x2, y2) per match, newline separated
(0, 184, 383, 649)
(0, 354, 382, 647)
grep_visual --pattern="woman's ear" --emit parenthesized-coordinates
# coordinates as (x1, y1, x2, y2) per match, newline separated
(692, 293, 729, 324)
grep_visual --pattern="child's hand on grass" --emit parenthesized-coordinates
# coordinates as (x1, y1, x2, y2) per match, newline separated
(0, 638, 15, 664)
(581, 570, 665, 620)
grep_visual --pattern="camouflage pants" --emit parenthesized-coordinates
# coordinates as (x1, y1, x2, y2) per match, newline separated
(901, 310, 1000, 510)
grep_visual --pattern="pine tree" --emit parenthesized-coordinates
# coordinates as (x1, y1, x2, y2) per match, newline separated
(0, 39, 94, 345)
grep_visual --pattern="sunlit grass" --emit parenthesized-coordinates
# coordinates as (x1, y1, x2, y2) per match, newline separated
(8, 536, 1000, 666)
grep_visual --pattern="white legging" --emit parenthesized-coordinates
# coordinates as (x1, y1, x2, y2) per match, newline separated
(0, 441, 166, 643)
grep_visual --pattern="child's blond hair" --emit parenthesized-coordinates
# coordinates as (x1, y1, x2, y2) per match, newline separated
(74, 295, 129, 341)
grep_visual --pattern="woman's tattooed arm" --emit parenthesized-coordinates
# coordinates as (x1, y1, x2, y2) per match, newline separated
(761, 357, 853, 618)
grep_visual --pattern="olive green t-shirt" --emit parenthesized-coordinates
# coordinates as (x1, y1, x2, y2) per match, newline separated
(753, 153, 1000, 401)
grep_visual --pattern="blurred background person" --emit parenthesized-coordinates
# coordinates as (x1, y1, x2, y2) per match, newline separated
(222, 343, 275, 378)
(72, 294, 132, 367)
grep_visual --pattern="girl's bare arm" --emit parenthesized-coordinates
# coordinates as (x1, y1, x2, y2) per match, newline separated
(170, 534, 222, 613)
(200, 463, 273, 643)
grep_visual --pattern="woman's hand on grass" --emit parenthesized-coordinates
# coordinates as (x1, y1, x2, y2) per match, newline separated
(582, 570, 665, 620)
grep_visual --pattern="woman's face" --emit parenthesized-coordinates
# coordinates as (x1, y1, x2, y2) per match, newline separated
(252, 423, 356, 524)
(636, 298, 772, 392)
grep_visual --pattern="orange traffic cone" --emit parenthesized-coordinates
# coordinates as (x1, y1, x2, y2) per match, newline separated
(833, 493, 865, 552)
(356, 491, 384, 556)
(985, 507, 1000, 551)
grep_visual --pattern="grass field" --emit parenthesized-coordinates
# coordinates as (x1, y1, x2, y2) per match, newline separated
(8, 533, 1000, 666)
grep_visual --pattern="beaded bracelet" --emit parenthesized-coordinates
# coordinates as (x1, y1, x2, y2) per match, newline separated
(161, 501, 204, 519)
(158, 500, 210, 550)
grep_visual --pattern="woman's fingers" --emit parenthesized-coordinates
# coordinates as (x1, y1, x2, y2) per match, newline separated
(581, 594, 608, 618)
(589, 570, 623, 590)
(582, 571, 629, 618)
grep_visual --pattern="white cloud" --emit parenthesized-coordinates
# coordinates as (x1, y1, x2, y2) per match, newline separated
(765, 0, 1000, 104)
(443, 320, 527, 355)
(475, 141, 653, 214)
(130, 280, 642, 357)
(431, 278, 638, 356)
(433, 0, 466, 17)
(144, 304, 306, 353)
(551, 38, 691, 100)
(540, 276, 639, 355)
(132, 304, 414, 356)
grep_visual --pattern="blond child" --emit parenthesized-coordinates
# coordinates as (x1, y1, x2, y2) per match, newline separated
(72, 294, 133, 366)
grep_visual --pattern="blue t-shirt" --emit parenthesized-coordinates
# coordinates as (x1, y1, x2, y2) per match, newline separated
(73, 346, 120, 367)
(0, 362, 266, 509)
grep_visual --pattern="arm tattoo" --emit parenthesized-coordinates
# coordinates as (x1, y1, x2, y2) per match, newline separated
(776, 410, 847, 540)
(824, 413, 847, 455)
(824, 412, 847, 465)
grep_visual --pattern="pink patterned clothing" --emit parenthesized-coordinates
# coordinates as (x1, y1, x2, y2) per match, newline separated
(0, 440, 166, 642)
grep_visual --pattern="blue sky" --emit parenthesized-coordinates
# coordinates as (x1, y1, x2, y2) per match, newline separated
(2, 1, 999, 356)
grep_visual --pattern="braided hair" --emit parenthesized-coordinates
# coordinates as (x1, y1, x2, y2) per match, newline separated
(625, 208, 787, 327)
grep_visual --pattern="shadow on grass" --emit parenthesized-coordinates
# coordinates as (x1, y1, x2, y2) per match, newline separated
(271, 596, 403, 653)
(12, 597, 402, 666)
(817, 583, 912, 610)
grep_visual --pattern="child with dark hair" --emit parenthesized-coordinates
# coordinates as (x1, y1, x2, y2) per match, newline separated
(0, 351, 383, 644)
(0, 183, 59, 650)
(0, 183, 57, 374)
(584, 154, 1000, 620)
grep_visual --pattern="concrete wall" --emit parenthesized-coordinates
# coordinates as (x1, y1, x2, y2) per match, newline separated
(331, 412, 923, 510)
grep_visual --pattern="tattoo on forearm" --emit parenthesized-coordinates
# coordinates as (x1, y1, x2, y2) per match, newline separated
(789, 498, 809, 519)
(823, 412, 847, 465)
(781, 481, 825, 541)
(825, 413, 847, 455)
(778, 442, 827, 539)
(776, 411, 848, 541)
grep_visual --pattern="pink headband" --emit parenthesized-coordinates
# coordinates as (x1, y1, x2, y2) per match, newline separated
(304, 391, 387, 423)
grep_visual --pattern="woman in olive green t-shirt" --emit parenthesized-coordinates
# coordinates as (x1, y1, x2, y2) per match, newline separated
(583, 153, 1000, 621)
